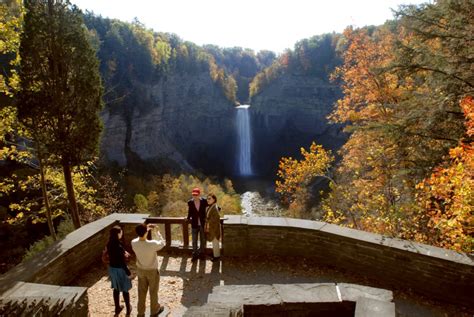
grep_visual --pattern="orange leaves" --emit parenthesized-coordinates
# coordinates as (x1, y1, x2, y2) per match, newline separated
(329, 27, 399, 125)
(322, 1, 472, 252)
(461, 96, 474, 137)
(415, 96, 474, 252)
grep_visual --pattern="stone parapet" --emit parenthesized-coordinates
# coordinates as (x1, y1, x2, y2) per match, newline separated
(0, 213, 147, 295)
(0, 213, 472, 314)
(0, 282, 88, 317)
(0, 213, 148, 316)
(222, 215, 474, 307)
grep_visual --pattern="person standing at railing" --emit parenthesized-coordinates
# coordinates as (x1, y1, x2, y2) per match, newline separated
(186, 187, 208, 262)
(205, 193, 222, 262)
(131, 223, 166, 317)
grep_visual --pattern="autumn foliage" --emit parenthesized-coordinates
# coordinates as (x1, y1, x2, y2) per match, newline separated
(276, 142, 334, 217)
(277, 1, 473, 252)
(414, 97, 473, 251)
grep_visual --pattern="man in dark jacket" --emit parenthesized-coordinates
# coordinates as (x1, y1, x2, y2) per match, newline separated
(187, 187, 208, 261)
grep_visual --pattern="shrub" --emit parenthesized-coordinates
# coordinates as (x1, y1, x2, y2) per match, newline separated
(22, 217, 74, 262)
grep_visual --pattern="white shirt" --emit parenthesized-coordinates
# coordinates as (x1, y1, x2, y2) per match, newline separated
(131, 229, 165, 270)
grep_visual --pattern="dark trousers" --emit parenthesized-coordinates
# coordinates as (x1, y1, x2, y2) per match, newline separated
(191, 226, 205, 256)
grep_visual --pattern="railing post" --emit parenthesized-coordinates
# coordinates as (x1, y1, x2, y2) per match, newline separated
(144, 217, 193, 250)
(165, 223, 171, 247)
(220, 218, 226, 255)
(182, 221, 189, 248)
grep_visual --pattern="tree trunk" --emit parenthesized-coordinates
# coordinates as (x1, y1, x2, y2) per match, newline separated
(37, 145, 57, 240)
(62, 162, 81, 229)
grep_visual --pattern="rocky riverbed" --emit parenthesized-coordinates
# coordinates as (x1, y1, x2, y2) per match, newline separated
(240, 191, 286, 217)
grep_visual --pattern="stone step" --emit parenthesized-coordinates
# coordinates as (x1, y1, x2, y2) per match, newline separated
(355, 297, 396, 317)
(187, 283, 395, 317)
(184, 303, 242, 317)
(0, 282, 88, 317)
(208, 283, 393, 305)
(208, 284, 283, 306)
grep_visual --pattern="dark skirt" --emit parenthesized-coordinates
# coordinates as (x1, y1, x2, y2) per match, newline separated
(108, 266, 132, 292)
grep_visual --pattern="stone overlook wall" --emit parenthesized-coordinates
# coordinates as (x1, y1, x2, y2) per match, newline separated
(0, 213, 472, 314)
(0, 213, 147, 295)
(222, 216, 474, 308)
(0, 213, 148, 317)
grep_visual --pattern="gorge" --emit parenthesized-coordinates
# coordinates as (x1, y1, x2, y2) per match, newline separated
(2, 2, 472, 308)
(91, 15, 346, 180)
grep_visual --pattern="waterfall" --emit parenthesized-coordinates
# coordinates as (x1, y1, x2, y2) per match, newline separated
(236, 105, 253, 176)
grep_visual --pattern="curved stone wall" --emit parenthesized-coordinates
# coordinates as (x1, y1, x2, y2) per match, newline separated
(0, 213, 146, 295)
(0, 213, 472, 312)
(222, 215, 474, 307)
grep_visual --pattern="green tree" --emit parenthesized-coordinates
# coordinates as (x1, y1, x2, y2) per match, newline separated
(17, 0, 104, 229)
(134, 193, 148, 212)
(387, 0, 473, 178)
(1, 1, 59, 239)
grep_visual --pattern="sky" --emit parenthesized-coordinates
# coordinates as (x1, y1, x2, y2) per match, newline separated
(72, 0, 428, 53)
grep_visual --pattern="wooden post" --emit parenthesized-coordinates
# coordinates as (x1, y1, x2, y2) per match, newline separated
(182, 221, 189, 248)
(220, 218, 225, 255)
(165, 223, 171, 247)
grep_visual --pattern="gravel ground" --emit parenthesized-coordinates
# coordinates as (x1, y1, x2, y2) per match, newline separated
(72, 254, 471, 317)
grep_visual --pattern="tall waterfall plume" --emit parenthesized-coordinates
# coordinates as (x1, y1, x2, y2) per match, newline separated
(236, 105, 253, 176)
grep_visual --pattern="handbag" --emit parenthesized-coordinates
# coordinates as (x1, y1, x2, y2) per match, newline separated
(101, 246, 109, 264)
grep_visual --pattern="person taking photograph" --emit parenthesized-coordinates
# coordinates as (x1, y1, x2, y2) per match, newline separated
(131, 223, 165, 317)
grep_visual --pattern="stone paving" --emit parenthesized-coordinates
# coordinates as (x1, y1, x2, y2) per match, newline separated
(185, 283, 396, 316)
(72, 254, 470, 317)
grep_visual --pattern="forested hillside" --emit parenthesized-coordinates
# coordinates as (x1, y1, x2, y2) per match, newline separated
(0, 3, 266, 270)
(248, 33, 346, 176)
(249, 33, 342, 99)
(85, 14, 277, 109)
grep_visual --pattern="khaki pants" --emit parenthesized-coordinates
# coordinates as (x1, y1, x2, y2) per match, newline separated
(212, 238, 220, 258)
(137, 268, 160, 316)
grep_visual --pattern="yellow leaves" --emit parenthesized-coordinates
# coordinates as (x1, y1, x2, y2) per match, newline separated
(9, 203, 21, 211)
(0, 106, 18, 140)
(136, 174, 241, 217)
(414, 101, 474, 252)
(0, 0, 23, 97)
(329, 25, 402, 127)
(276, 142, 334, 206)
(449, 146, 464, 159)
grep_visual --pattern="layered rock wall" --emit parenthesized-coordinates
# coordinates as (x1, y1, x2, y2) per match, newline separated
(101, 71, 346, 176)
(251, 74, 346, 176)
(100, 72, 236, 175)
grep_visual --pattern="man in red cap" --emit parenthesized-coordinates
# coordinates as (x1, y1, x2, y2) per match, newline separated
(187, 187, 208, 261)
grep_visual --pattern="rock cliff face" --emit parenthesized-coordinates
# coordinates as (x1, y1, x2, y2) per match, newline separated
(100, 71, 346, 178)
(250, 74, 346, 176)
(100, 72, 237, 175)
